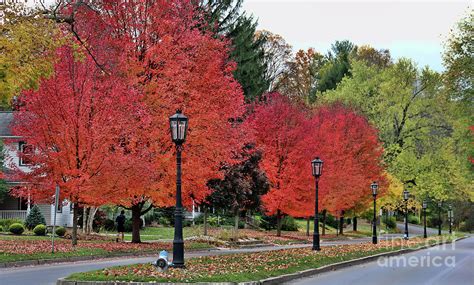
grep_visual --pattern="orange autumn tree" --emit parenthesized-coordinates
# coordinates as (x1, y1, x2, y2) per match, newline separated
(61, 0, 246, 242)
(245, 92, 309, 236)
(11, 45, 143, 246)
(286, 104, 387, 227)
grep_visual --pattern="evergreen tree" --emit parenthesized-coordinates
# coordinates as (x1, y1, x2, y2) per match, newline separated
(317, 40, 356, 93)
(199, 1, 269, 101)
(25, 205, 46, 230)
(228, 15, 269, 101)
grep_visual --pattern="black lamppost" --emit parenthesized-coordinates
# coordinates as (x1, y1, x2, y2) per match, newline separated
(311, 157, 323, 251)
(169, 110, 188, 268)
(371, 181, 378, 244)
(438, 201, 442, 236)
(403, 189, 409, 240)
(448, 205, 453, 235)
(422, 200, 427, 238)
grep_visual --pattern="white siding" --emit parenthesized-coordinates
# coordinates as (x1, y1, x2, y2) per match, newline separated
(4, 141, 31, 175)
(50, 201, 73, 227)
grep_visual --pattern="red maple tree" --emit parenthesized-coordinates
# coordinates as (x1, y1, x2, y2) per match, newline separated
(247, 94, 386, 235)
(245, 93, 309, 235)
(11, 45, 144, 245)
(285, 104, 387, 220)
(48, 0, 247, 242)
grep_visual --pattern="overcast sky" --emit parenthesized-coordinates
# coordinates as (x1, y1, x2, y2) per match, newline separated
(242, 0, 471, 71)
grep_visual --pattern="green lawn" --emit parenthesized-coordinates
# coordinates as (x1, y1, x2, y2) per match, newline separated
(0, 234, 52, 241)
(101, 226, 204, 241)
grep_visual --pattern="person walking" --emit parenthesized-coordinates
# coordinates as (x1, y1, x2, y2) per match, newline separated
(116, 210, 126, 242)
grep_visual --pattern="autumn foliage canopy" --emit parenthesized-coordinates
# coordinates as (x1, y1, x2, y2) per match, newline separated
(9, 0, 387, 235)
(247, 93, 386, 217)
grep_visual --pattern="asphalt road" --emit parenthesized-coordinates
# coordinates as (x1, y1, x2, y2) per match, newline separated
(289, 236, 474, 285)
(396, 222, 447, 236)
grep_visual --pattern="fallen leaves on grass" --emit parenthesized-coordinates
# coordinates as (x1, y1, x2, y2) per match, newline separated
(0, 239, 206, 255)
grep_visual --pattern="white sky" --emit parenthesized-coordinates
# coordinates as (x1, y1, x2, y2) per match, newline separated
(242, 0, 472, 71)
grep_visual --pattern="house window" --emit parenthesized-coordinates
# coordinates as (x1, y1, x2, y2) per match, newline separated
(70, 203, 74, 214)
(19, 142, 33, 166)
(57, 201, 63, 213)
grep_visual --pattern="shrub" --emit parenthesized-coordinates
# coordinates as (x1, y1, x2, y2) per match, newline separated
(259, 215, 298, 231)
(408, 215, 420, 225)
(0, 218, 23, 231)
(383, 216, 397, 229)
(427, 216, 442, 228)
(33, 224, 46, 236)
(25, 205, 47, 230)
(0, 225, 3, 232)
(281, 216, 298, 231)
(9, 223, 25, 235)
(103, 219, 115, 231)
(324, 214, 339, 229)
(55, 226, 66, 237)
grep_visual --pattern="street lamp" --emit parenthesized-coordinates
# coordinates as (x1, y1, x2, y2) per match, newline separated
(169, 110, 188, 268)
(422, 200, 427, 238)
(403, 189, 409, 240)
(311, 157, 323, 251)
(438, 201, 442, 236)
(371, 181, 378, 244)
(448, 205, 453, 235)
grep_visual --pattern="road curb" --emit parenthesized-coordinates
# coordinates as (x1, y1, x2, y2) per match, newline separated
(56, 237, 467, 285)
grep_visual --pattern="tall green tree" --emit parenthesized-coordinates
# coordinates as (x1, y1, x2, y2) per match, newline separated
(199, 0, 269, 101)
(323, 58, 472, 203)
(317, 40, 356, 93)
(228, 15, 269, 101)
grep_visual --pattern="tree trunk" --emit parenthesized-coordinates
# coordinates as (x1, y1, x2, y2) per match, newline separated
(339, 215, 344, 235)
(322, 210, 326, 236)
(82, 206, 88, 234)
(131, 204, 142, 243)
(72, 202, 78, 246)
(234, 209, 239, 240)
(306, 217, 310, 236)
(353, 216, 357, 231)
(87, 207, 98, 234)
(203, 206, 208, 236)
(276, 209, 282, 237)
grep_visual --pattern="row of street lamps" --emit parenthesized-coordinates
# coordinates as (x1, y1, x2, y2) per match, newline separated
(310, 157, 455, 250)
(169, 110, 455, 265)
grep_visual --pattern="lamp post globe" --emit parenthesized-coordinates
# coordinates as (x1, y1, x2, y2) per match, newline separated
(422, 200, 428, 238)
(403, 189, 409, 240)
(169, 110, 188, 268)
(371, 181, 378, 244)
(311, 157, 323, 251)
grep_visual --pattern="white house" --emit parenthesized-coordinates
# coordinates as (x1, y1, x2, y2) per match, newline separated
(0, 111, 73, 227)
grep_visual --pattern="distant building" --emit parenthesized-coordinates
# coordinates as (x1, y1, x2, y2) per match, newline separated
(0, 112, 73, 227)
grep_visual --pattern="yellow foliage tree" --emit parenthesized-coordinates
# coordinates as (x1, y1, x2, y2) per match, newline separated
(0, 4, 63, 109)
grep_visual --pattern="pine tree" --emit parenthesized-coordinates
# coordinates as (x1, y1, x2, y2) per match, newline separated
(200, 1, 269, 101)
(25, 205, 46, 230)
(229, 15, 269, 102)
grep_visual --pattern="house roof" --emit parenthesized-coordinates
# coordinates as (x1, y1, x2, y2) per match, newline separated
(0, 111, 18, 138)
